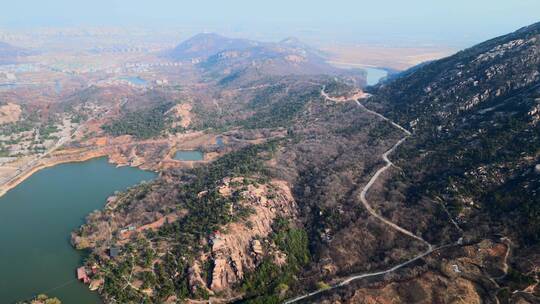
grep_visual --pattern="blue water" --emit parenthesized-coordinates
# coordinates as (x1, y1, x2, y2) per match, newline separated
(174, 150, 204, 161)
(0, 158, 156, 304)
(0, 83, 18, 90)
(364, 67, 388, 86)
(55, 81, 63, 94)
(216, 137, 224, 148)
(121, 76, 148, 86)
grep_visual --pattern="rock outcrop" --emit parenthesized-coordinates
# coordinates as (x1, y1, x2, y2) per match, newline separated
(203, 178, 296, 293)
(0, 103, 21, 125)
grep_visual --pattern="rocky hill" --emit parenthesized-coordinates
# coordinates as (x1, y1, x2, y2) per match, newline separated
(200, 43, 337, 86)
(350, 21, 540, 303)
(168, 33, 358, 86)
(168, 33, 260, 61)
(371, 22, 540, 131)
(368, 21, 540, 243)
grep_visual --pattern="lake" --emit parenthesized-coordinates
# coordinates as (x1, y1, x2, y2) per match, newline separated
(364, 67, 388, 86)
(0, 158, 156, 304)
(216, 136, 224, 148)
(121, 76, 148, 86)
(174, 150, 204, 161)
(55, 81, 63, 94)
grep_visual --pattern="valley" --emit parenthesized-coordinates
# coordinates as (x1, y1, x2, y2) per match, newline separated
(0, 21, 539, 304)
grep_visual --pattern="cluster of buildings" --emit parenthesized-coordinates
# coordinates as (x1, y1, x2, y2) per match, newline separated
(124, 61, 182, 68)
(77, 264, 101, 288)
(0, 72, 16, 81)
(76, 248, 119, 290)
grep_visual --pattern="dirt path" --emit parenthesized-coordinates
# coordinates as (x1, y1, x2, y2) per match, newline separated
(495, 237, 512, 279)
(284, 90, 440, 303)
(358, 134, 431, 247)
(323, 88, 430, 247)
(320, 87, 370, 104)
(354, 100, 411, 135)
(284, 244, 454, 304)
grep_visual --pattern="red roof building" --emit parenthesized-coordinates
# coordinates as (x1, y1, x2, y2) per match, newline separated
(77, 267, 90, 284)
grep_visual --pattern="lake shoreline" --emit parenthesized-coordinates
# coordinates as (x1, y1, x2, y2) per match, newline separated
(0, 150, 108, 199)
(0, 157, 156, 303)
(0, 132, 224, 199)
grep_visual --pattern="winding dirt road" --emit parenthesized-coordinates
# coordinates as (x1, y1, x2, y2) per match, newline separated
(284, 244, 453, 304)
(324, 88, 430, 247)
(284, 89, 439, 304)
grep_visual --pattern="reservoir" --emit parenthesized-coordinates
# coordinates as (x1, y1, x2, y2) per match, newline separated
(0, 158, 155, 303)
(216, 136, 224, 148)
(174, 150, 204, 161)
(121, 76, 148, 86)
(326, 61, 388, 86)
(364, 67, 388, 86)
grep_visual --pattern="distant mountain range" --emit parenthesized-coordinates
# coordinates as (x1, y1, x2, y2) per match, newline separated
(0, 41, 30, 65)
(168, 33, 261, 60)
(167, 33, 350, 85)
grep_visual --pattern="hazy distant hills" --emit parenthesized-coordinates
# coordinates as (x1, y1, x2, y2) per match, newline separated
(168, 33, 357, 85)
(201, 44, 338, 85)
(0, 41, 30, 65)
(168, 33, 260, 61)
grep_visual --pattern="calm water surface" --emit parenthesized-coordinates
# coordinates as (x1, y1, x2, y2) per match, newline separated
(0, 158, 155, 303)
(174, 150, 204, 161)
(121, 76, 148, 86)
(364, 67, 388, 86)
(216, 136, 224, 148)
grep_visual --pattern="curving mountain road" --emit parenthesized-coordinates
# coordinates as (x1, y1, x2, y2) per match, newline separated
(284, 244, 453, 304)
(323, 88, 430, 247)
(354, 100, 411, 136)
(284, 90, 439, 304)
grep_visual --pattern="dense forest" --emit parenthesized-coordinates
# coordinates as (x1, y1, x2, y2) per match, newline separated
(102, 102, 174, 139)
(368, 21, 540, 297)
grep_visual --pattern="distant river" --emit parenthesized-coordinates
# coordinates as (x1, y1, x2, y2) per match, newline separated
(0, 158, 155, 304)
(363, 67, 388, 86)
(326, 61, 389, 86)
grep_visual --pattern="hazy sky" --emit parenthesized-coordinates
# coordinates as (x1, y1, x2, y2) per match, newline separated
(2, 0, 539, 46)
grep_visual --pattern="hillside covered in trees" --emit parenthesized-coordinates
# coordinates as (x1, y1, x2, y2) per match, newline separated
(69, 24, 540, 304)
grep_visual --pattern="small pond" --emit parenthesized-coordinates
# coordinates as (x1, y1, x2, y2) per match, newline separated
(174, 150, 204, 161)
(121, 76, 148, 86)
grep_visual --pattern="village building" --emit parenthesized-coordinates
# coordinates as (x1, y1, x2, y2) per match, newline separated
(77, 266, 90, 284)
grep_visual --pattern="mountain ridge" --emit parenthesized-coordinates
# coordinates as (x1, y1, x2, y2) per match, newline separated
(168, 33, 261, 60)
(0, 41, 30, 65)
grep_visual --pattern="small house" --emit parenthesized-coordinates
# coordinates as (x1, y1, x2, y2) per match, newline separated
(77, 266, 90, 284)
